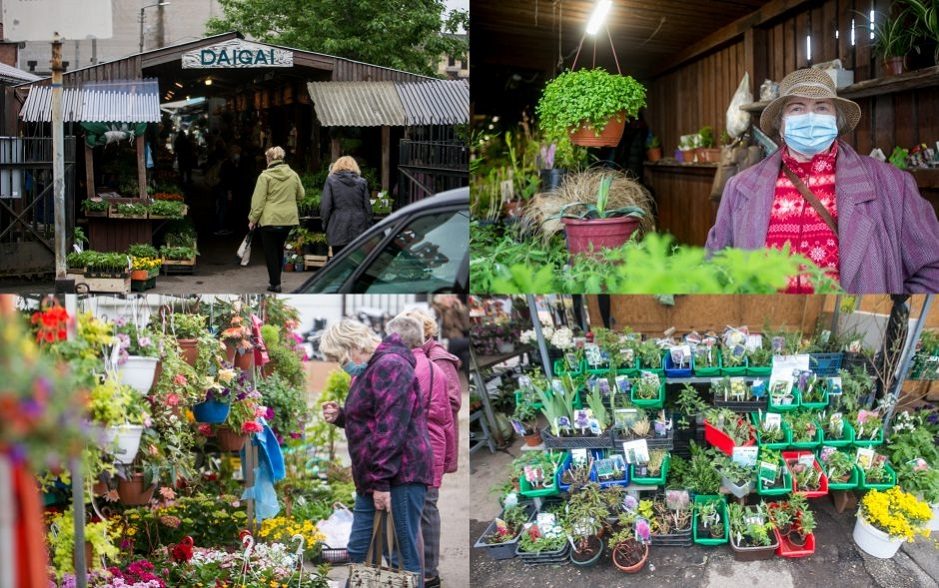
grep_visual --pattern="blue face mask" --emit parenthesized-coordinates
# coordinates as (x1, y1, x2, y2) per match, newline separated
(342, 360, 368, 377)
(783, 112, 838, 157)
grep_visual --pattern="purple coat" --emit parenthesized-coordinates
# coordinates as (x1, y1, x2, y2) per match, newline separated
(335, 334, 433, 494)
(705, 141, 939, 293)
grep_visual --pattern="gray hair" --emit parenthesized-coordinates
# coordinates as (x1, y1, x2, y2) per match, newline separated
(265, 146, 285, 162)
(320, 319, 380, 363)
(776, 97, 846, 139)
(386, 315, 425, 349)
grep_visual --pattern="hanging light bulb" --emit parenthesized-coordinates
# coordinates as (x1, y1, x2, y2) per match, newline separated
(586, 0, 613, 36)
(205, 78, 212, 86)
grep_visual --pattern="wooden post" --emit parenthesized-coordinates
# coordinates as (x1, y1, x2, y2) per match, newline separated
(136, 135, 146, 200)
(330, 137, 340, 165)
(84, 143, 95, 201)
(381, 126, 391, 192)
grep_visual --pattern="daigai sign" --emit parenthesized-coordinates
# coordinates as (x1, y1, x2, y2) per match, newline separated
(182, 39, 293, 69)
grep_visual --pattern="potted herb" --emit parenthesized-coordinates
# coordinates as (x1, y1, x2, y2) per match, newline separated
(649, 495, 693, 546)
(853, 487, 931, 558)
(512, 402, 543, 447)
(727, 503, 779, 561)
(786, 412, 821, 448)
(695, 126, 720, 163)
(789, 507, 815, 548)
(693, 496, 728, 544)
(786, 452, 828, 497)
(703, 407, 755, 455)
(646, 134, 662, 162)
(630, 373, 664, 408)
(566, 482, 608, 567)
(148, 199, 187, 219)
(159, 244, 198, 262)
(610, 526, 650, 573)
(66, 250, 95, 273)
(637, 340, 664, 372)
(768, 502, 794, 536)
(721, 346, 748, 376)
(717, 458, 755, 498)
(555, 174, 647, 256)
(870, 10, 916, 75)
(853, 409, 885, 446)
(798, 372, 829, 408)
(536, 68, 647, 147)
(823, 449, 859, 489)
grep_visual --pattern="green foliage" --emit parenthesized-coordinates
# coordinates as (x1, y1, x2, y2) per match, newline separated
(698, 126, 715, 148)
(676, 384, 708, 428)
(205, 0, 467, 76)
(66, 250, 96, 269)
(159, 245, 198, 260)
(115, 202, 150, 216)
(555, 174, 647, 220)
(260, 324, 305, 390)
(84, 251, 130, 273)
(170, 313, 207, 340)
(48, 508, 118, 578)
(127, 243, 160, 259)
(82, 198, 109, 212)
(149, 199, 187, 218)
(308, 369, 351, 461)
(667, 442, 721, 493)
(122, 493, 249, 552)
(258, 373, 308, 441)
(536, 69, 647, 139)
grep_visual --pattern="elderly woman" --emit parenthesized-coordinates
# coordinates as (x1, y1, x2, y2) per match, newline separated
(320, 319, 432, 587)
(248, 146, 304, 293)
(387, 314, 455, 588)
(705, 68, 939, 293)
(320, 156, 372, 256)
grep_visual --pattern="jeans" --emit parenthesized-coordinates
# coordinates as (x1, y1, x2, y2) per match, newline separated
(347, 484, 426, 588)
(420, 487, 441, 579)
(259, 225, 292, 287)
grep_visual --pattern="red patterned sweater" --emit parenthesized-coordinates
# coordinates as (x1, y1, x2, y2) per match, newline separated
(765, 144, 840, 293)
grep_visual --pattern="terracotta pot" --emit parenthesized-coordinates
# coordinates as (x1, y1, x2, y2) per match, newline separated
(131, 269, 150, 281)
(116, 473, 156, 506)
(285, 263, 295, 272)
(216, 425, 248, 452)
(523, 430, 542, 447)
(696, 147, 721, 163)
(883, 57, 906, 76)
(646, 148, 662, 162)
(92, 481, 109, 496)
(612, 540, 648, 573)
(178, 339, 198, 366)
(569, 112, 627, 147)
(502, 200, 524, 218)
(562, 216, 640, 256)
(225, 343, 255, 372)
(680, 149, 697, 163)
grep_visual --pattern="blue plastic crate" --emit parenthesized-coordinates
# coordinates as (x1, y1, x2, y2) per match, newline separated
(664, 352, 693, 378)
(809, 353, 843, 377)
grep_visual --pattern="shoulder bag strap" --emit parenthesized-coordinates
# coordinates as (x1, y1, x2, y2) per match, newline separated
(782, 166, 838, 235)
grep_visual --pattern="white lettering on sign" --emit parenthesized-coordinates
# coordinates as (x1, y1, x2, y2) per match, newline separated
(182, 39, 293, 69)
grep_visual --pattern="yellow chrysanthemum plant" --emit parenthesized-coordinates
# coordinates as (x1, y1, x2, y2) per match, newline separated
(257, 516, 326, 558)
(860, 487, 933, 542)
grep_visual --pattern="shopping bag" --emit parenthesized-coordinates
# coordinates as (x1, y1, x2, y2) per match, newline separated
(317, 502, 354, 549)
(348, 510, 419, 588)
(237, 232, 253, 266)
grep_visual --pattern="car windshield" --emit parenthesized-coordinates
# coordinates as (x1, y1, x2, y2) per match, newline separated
(298, 228, 390, 293)
(354, 209, 469, 293)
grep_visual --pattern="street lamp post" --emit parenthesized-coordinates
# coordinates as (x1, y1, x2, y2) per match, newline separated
(139, 2, 170, 54)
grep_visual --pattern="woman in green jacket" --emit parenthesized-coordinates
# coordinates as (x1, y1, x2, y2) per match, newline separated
(248, 146, 303, 292)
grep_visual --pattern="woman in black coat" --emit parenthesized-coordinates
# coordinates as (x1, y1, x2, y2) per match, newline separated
(320, 156, 372, 256)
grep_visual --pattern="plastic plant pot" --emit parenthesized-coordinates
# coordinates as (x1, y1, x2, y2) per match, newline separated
(799, 385, 830, 410)
(783, 451, 829, 498)
(704, 418, 755, 456)
(630, 377, 665, 409)
(630, 454, 670, 486)
(562, 216, 639, 257)
(473, 503, 537, 560)
(693, 349, 722, 377)
(773, 527, 815, 558)
(730, 532, 779, 561)
(192, 399, 231, 424)
(721, 475, 754, 498)
(756, 458, 793, 497)
(692, 495, 730, 546)
(117, 356, 159, 393)
(749, 413, 792, 450)
(858, 463, 897, 491)
(825, 464, 860, 491)
(821, 421, 855, 447)
(664, 353, 693, 378)
(853, 513, 904, 558)
(105, 424, 144, 465)
(768, 390, 800, 413)
(788, 422, 823, 450)
(721, 356, 748, 377)
(569, 536, 605, 567)
(611, 540, 649, 573)
(852, 427, 885, 447)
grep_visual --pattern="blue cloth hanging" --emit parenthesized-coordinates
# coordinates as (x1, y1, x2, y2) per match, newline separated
(240, 418, 285, 521)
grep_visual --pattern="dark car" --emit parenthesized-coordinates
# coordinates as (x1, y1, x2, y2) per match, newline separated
(295, 187, 468, 293)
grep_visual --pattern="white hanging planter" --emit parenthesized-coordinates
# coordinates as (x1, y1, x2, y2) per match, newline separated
(118, 356, 159, 393)
(852, 513, 905, 559)
(105, 424, 144, 465)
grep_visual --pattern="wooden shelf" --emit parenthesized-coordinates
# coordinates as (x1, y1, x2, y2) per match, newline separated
(645, 160, 719, 170)
(739, 66, 939, 113)
(911, 168, 939, 190)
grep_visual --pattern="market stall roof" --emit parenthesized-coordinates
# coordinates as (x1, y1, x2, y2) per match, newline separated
(307, 79, 469, 127)
(0, 62, 40, 85)
(19, 79, 161, 123)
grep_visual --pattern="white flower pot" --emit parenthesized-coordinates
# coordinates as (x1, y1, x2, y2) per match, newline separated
(930, 503, 939, 532)
(118, 356, 159, 393)
(105, 424, 144, 465)
(853, 513, 905, 558)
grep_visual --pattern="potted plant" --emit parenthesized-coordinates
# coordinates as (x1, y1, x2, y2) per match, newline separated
(853, 487, 932, 558)
(47, 508, 119, 576)
(129, 256, 161, 284)
(610, 526, 649, 573)
(786, 452, 828, 497)
(756, 447, 793, 496)
(718, 458, 755, 498)
(695, 126, 721, 163)
(751, 413, 791, 449)
(788, 507, 815, 548)
(536, 68, 647, 148)
(871, 10, 916, 75)
(513, 402, 543, 446)
(221, 315, 255, 372)
(89, 377, 147, 465)
(85, 252, 129, 279)
(114, 322, 160, 393)
(537, 141, 567, 192)
(649, 495, 693, 546)
(555, 174, 647, 256)
(170, 313, 208, 366)
(631, 449, 669, 485)
(703, 407, 755, 455)
(693, 344, 721, 376)
(727, 503, 779, 561)
(116, 447, 160, 506)
(566, 482, 608, 567)
(798, 372, 829, 408)
(637, 340, 664, 373)
(630, 374, 664, 409)
(693, 497, 728, 543)
(853, 409, 885, 446)
(82, 198, 110, 217)
(746, 345, 774, 376)
(473, 502, 535, 560)
(787, 412, 821, 449)
(823, 449, 859, 489)
(516, 520, 569, 561)
(646, 134, 662, 162)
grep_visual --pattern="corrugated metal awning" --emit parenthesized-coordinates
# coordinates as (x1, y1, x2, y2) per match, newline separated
(395, 79, 468, 126)
(0, 63, 40, 85)
(307, 81, 406, 127)
(307, 79, 468, 127)
(20, 79, 161, 123)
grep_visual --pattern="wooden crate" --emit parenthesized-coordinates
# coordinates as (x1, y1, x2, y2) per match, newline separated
(148, 204, 189, 220)
(303, 254, 329, 270)
(77, 276, 131, 294)
(162, 257, 197, 275)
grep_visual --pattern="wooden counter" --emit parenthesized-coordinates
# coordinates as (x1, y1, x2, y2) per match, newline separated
(643, 160, 719, 246)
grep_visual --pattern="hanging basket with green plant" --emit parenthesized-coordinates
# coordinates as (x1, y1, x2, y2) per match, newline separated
(536, 68, 647, 148)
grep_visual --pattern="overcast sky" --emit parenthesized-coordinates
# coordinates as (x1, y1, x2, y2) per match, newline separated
(445, 0, 468, 33)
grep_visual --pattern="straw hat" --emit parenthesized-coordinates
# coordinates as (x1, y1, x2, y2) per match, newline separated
(759, 68, 861, 137)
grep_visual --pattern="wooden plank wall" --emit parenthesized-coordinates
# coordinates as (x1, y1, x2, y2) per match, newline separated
(647, 0, 939, 164)
(585, 295, 827, 335)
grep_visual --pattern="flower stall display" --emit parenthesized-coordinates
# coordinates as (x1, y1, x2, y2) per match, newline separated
(853, 487, 932, 558)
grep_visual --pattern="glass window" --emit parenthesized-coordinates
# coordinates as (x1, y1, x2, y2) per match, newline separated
(355, 209, 469, 293)
(299, 228, 390, 293)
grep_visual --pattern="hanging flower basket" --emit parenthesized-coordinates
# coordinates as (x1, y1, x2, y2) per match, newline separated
(178, 339, 199, 366)
(216, 425, 248, 452)
(105, 424, 145, 465)
(117, 356, 159, 393)
(192, 399, 231, 424)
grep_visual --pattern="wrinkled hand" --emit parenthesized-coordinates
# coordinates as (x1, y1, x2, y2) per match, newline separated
(322, 401, 340, 424)
(373, 491, 391, 511)
(248, 221, 256, 231)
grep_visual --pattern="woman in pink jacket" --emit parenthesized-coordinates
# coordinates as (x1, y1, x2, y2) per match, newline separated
(386, 314, 454, 588)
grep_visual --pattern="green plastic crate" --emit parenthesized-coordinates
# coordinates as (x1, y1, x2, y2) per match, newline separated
(749, 412, 792, 449)
(756, 461, 793, 496)
(518, 454, 564, 498)
(852, 427, 885, 447)
(820, 421, 855, 448)
(630, 377, 666, 409)
(788, 423, 823, 450)
(825, 463, 860, 490)
(692, 495, 730, 546)
(630, 454, 671, 485)
(799, 385, 830, 410)
(693, 349, 722, 377)
(746, 363, 773, 377)
(858, 463, 897, 491)
(721, 354, 748, 376)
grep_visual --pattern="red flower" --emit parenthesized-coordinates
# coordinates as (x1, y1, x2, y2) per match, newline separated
(241, 421, 263, 434)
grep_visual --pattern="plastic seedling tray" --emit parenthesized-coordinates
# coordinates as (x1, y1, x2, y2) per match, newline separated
(515, 541, 570, 564)
(768, 390, 800, 413)
(749, 413, 792, 450)
(692, 495, 730, 546)
(852, 427, 885, 447)
(799, 386, 830, 410)
(611, 426, 674, 450)
(821, 421, 855, 447)
(783, 451, 829, 498)
(721, 355, 748, 377)
(630, 453, 670, 486)
(788, 423, 823, 450)
(664, 353, 693, 379)
(473, 503, 537, 560)
(858, 463, 897, 491)
(825, 463, 860, 491)
(809, 352, 843, 376)
(519, 454, 563, 498)
(541, 425, 613, 450)
(693, 349, 722, 377)
(756, 462, 793, 497)
(704, 418, 755, 456)
(630, 377, 666, 409)
(651, 526, 693, 547)
(773, 527, 815, 558)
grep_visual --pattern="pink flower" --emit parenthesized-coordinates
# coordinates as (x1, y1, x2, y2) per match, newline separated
(158, 486, 176, 500)
(241, 421, 263, 434)
(198, 424, 213, 436)
(166, 393, 180, 407)
(173, 374, 187, 386)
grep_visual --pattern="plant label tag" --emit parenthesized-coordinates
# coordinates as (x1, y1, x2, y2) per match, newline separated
(573, 337, 587, 349)
(764, 413, 782, 430)
(730, 377, 749, 401)
(907, 457, 929, 471)
(635, 517, 652, 544)
(589, 418, 602, 436)
(665, 490, 690, 511)
(751, 379, 767, 399)
(571, 448, 589, 465)
(486, 377, 502, 394)
(732, 446, 759, 467)
(818, 446, 837, 463)
(828, 377, 843, 396)
(622, 439, 649, 464)
(536, 512, 555, 528)
(671, 345, 691, 368)
(557, 416, 572, 431)
(551, 379, 565, 395)
(594, 458, 615, 478)
(745, 334, 763, 352)
(585, 343, 602, 367)
(511, 419, 528, 436)
(500, 180, 514, 200)
(574, 409, 592, 430)
(565, 353, 579, 370)
(518, 375, 533, 391)
(855, 447, 875, 470)
(798, 454, 816, 467)
(758, 460, 778, 484)
(524, 465, 544, 485)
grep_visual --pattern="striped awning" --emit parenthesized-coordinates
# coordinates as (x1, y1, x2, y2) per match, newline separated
(307, 79, 468, 127)
(19, 79, 161, 123)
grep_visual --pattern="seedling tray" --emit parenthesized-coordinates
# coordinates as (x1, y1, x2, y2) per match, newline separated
(773, 528, 815, 558)
(704, 418, 755, 456)
(630, 377, 666, 409)
(692, 495, 730, 546)
(664, 353, 693, 378)
(630, 454, 670, 486)
(858, 463, 897, 491)
(541, 426, 612, 450)
(783, 451, 829, 498)
(473, 503, 537, 560)
(693, 349, 722, 377)
(852, 427, 884, 447)
(651, 526, 693, 547)
(611, 427, 674, 450)
(821, 422, 855, 447)
(825, 464, 860, 491)
(515, 542, 570, 564)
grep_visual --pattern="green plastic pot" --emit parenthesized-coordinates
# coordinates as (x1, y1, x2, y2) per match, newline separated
(799, 386, 830, 410)
(821, 421, 855, 448)
(858, 463, 897, 491)
(749, 413, 792, 450)
(825, 463, 860, 491)
(721, 356, 748, 377)
(630, 454, 670, 486)
(630, 377, 665, 409)
(692, 495, 730, 546)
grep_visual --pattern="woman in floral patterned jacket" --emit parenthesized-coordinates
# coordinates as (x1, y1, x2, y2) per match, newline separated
(320, 319, 432, 586)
